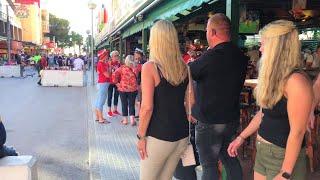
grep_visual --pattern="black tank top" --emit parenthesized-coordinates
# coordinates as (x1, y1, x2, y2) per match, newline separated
(146, 66, 189, 142)
(259, 71, 307, 148)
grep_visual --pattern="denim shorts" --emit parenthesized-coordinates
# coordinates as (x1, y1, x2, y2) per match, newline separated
(95, 82, 109, 111)
(254, 140, 307, 180)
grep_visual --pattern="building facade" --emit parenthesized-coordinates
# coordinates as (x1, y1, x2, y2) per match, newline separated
(95, 0, 320, 60)
(0, 0, 22, 57)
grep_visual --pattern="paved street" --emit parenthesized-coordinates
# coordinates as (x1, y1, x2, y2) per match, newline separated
(87, 84, 140, 180)
(0, 73, 89, 180)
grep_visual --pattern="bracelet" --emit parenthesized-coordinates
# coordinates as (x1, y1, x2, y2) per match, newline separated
(237, 135, 245, 142)
(137, 134, 146, 140)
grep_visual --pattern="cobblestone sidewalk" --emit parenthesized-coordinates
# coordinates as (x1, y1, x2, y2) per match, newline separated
(87, 85, 140, 180)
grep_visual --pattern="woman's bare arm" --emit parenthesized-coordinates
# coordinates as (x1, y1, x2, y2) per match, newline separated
(282, 73, 313, 174)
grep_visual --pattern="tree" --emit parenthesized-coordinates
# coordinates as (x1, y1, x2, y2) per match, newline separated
(75, 34, 83, 54)
(49, 14, 71, 48)
(69, 31, 83, 54)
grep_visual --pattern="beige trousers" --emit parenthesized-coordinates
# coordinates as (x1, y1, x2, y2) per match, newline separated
(140, 136, 188, 180)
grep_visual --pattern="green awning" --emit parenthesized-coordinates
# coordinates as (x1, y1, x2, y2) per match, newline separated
(96, 40, 110, 50)
(0, 36, 7, 41)
(122, 0, 211, 39)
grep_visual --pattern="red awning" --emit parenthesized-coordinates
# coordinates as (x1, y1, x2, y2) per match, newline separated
(15, 0, 40, 7)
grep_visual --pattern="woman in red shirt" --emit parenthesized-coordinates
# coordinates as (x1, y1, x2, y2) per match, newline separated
(95, 51, 111, 123)
(107, 51, 121, 117)
(114, 55, 138, 126)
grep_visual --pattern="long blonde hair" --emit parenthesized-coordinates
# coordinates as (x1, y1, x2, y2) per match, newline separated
(255, 20, 302, 109)
(149, 20, 187, 86)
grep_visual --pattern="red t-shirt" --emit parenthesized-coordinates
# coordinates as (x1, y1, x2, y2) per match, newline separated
(109, 60, 121, 84)
(97, 61, 110, 83)
(40, 57, 47, 69)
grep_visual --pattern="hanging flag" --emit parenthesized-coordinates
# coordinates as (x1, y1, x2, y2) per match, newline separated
(103, 5, 108, 24)
(103, 8, 108, 24)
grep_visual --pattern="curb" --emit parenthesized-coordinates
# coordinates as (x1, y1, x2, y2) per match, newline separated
(87, 83, 101, 180)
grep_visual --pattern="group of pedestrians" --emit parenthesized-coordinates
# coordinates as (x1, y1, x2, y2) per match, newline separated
(136, 14, 317, 180)
(36, 54, 86, 86)
(43, 54, 88, 71)
(94, 48, 146, 126)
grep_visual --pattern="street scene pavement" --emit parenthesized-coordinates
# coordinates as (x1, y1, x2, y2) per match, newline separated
(87, 84, 140, 180)
(0, 72, 89, 180)
(1, 69, 320, 180)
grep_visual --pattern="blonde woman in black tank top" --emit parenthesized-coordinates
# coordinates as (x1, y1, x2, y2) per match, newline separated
(227, 20, 313, 180)
(137, 20, 195, 180)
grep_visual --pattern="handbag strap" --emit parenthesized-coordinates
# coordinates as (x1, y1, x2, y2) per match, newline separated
(187, 66, 192, 144)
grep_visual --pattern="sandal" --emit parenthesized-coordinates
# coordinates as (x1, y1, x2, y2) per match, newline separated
(120, 119, 128, 125)
(131, 121, 136, 126)
(130, 116, 136, 126)
(98, 120, 110, 124)
(95, 118, 106, 121)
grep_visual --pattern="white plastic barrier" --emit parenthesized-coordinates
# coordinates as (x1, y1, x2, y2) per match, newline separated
(0, 155, 38, 180)
(41, 70, 84, 87)
(0, 65, 21, 77)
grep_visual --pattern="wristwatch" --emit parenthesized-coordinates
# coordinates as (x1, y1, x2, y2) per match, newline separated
(136, 134, 146, 140)
(281, 171, 291, 179)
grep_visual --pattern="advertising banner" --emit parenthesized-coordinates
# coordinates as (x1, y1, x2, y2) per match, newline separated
(104, 0, 147, 35)
(15, 5, 29, 18)
(96, 0, 149, 44)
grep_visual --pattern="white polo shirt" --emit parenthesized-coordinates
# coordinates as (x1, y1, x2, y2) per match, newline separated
(73, 58, 84, 70)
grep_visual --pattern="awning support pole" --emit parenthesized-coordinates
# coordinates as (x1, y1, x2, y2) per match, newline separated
(142, 29, 148, 54)
(226, 0, 240, 46)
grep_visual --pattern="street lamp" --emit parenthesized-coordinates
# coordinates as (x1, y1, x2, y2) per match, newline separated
(88, 0, 96, 85)
(86, 30, 90, 69)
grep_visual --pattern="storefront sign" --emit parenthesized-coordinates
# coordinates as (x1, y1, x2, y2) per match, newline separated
(15, 5, 29, 18)
(11, 41, 23, 51)
(0, 49, 7, 54)
(15, 0, 40, 7)
(0, 41, 7, 49)
(46, 42, 55, 49)
(108, 0, 148, 33)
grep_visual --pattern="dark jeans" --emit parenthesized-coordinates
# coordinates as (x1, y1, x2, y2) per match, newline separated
(0, 122, 6, 146)
(119, 91, 137, 116)
(174, 123, 199, 180)
(107, 84, 119, 107)
(35, 64, 40, 75)
(196, 121, 242, 180)
(20, 65, 24, 77)
(0, 121, 17, 158)
(174, 160, 197, 180)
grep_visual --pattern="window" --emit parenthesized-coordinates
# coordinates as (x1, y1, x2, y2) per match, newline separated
(3, 21, 5, 33)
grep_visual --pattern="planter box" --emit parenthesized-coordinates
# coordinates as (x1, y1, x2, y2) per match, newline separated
(0, 155, 38, 180)
(41, 70, 84, 87)
(0, 65, 21, 77)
